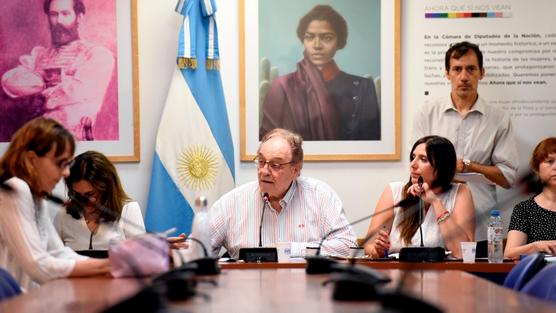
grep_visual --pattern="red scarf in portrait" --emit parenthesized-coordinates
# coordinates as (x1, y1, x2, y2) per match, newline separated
(286, 56, 340, 140)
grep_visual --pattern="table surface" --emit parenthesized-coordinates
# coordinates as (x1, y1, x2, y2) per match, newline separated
(221, 259, 516, 273)
(2, 267, 554, 313)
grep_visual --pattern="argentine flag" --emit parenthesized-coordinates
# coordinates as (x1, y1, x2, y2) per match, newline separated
(146, 0, 235, 235)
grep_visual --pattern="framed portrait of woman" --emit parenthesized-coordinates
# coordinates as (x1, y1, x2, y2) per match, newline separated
(240, 0, 400, 161)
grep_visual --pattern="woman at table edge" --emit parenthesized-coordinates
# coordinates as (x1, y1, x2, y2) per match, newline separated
(364, 135, 475, 259)
(0, 117, 110, 290)
(505, 137, 556, 260)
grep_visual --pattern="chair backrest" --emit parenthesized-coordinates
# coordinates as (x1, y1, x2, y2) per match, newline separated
(0, 267, 22, 302)
(521, 263, 556, 302)
(503, 253, 546, 291)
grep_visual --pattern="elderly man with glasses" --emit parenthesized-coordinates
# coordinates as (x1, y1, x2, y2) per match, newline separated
(210, 128, 356, 259)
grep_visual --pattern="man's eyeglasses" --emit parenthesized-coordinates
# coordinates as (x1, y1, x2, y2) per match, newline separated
(253, 157, 293, 172)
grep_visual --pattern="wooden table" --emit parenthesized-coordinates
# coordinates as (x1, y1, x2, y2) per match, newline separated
(221, 259, 515, 273)
(2, 268, 554, 313)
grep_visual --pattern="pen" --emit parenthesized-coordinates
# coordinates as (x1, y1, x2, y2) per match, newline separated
(382, 225, 389, 258)
(160, 227, 177, 237)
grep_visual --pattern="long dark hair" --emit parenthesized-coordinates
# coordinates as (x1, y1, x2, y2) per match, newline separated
(65, 151, 130, 222)
(398, 136, 456, 244)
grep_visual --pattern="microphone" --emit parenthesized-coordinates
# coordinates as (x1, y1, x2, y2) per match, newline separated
(238, 192, 278, 262)
(305, 195, 421, 274)
(418, 176, 424, 247)
(398, 176, 446, 262)
(259, 192, 269, 247)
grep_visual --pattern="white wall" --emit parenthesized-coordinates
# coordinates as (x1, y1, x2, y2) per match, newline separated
(109, 0, 422, 237)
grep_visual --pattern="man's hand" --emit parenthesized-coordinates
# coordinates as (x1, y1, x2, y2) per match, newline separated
(167, 233, 189, 249)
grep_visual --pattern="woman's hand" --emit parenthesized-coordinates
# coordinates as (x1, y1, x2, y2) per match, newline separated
(534, 240, 556, 255)
(368, 229, 390, 259)
(408, 182, 440, 205)
(167, 233, 189, 249)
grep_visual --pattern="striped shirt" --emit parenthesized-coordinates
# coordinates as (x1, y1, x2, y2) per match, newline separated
(210, 177, 356, 259)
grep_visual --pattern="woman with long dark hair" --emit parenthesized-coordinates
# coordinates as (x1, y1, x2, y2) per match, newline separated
(364, 136, 474, 258)
(54, 150, 145, 251)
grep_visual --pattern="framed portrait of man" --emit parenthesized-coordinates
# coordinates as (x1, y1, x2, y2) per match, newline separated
(240, 0, 400, 161)
(0, 0, 139, 162)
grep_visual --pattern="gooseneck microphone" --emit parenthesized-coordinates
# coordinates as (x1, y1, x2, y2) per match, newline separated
(397, 177, 446, 262)
(259, 192, 270, 247)
(238, 192, 278, 262)
(305, 195, 422, 274)
(418, 176, 424, 247)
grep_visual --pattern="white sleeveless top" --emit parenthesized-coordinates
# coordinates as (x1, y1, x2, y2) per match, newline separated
(388, 182, 460, 252)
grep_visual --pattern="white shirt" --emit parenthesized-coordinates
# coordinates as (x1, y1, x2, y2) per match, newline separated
(412, 96, 518, 240)
(389, 182, 460, 252)
(211, 177, 356, 259)
(0, 177, 86, 290)
(54, 202, 146, 251)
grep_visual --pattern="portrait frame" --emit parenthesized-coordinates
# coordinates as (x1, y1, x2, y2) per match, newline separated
(239, 0, 400, 161)
(0, 0, 140, 163)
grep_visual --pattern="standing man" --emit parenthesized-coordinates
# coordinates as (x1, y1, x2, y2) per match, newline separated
(1, 0, 115, 140)
(412, 41, 518, 240)
(210, 128, 356, 259)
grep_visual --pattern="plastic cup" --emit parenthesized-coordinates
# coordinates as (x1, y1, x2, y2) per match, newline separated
(350, 246, 365, 257)
(305, 244, 319, 257)
(276, 242, 292, 262)
(461, 242, 477, 263)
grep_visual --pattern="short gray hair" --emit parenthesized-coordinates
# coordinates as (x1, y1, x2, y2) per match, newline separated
(258, 128, 304, 166)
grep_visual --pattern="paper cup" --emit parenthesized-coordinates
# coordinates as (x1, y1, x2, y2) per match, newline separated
(461, 242, 477, 263)
(276, 242, 292, 262)
(305, 246, 319, 257)
(350, 246, 365, 258)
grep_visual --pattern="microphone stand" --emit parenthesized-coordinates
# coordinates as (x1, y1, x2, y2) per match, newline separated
(238, 192, 278, 262)
(182, 237, 220, 275)
(320, 203, 422, 301)
(306, 196, 421, 274)
(399, 177, 445, 262)
(259, 192, 268, 247)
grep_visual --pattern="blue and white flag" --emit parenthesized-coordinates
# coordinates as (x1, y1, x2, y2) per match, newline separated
(145, 0, 235, 235)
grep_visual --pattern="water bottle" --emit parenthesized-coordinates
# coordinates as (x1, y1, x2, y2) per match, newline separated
(189, 196, 212, 259)
(487, 210, 504, 263)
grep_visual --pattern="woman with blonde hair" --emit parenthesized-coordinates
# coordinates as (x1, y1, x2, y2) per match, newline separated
(0, 118, 110, 290)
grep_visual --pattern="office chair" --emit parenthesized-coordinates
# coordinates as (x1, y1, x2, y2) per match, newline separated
(521, 263, 556, 302)
(0, 267, 22, 302)
(503, 253, 545, 291)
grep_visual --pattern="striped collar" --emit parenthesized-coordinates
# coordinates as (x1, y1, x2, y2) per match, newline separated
(262, 179, 298, 212)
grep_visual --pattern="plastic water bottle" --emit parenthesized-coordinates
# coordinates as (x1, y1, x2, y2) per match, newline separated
(189, 196, 212, 259)
(487, 210, 504, 263)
